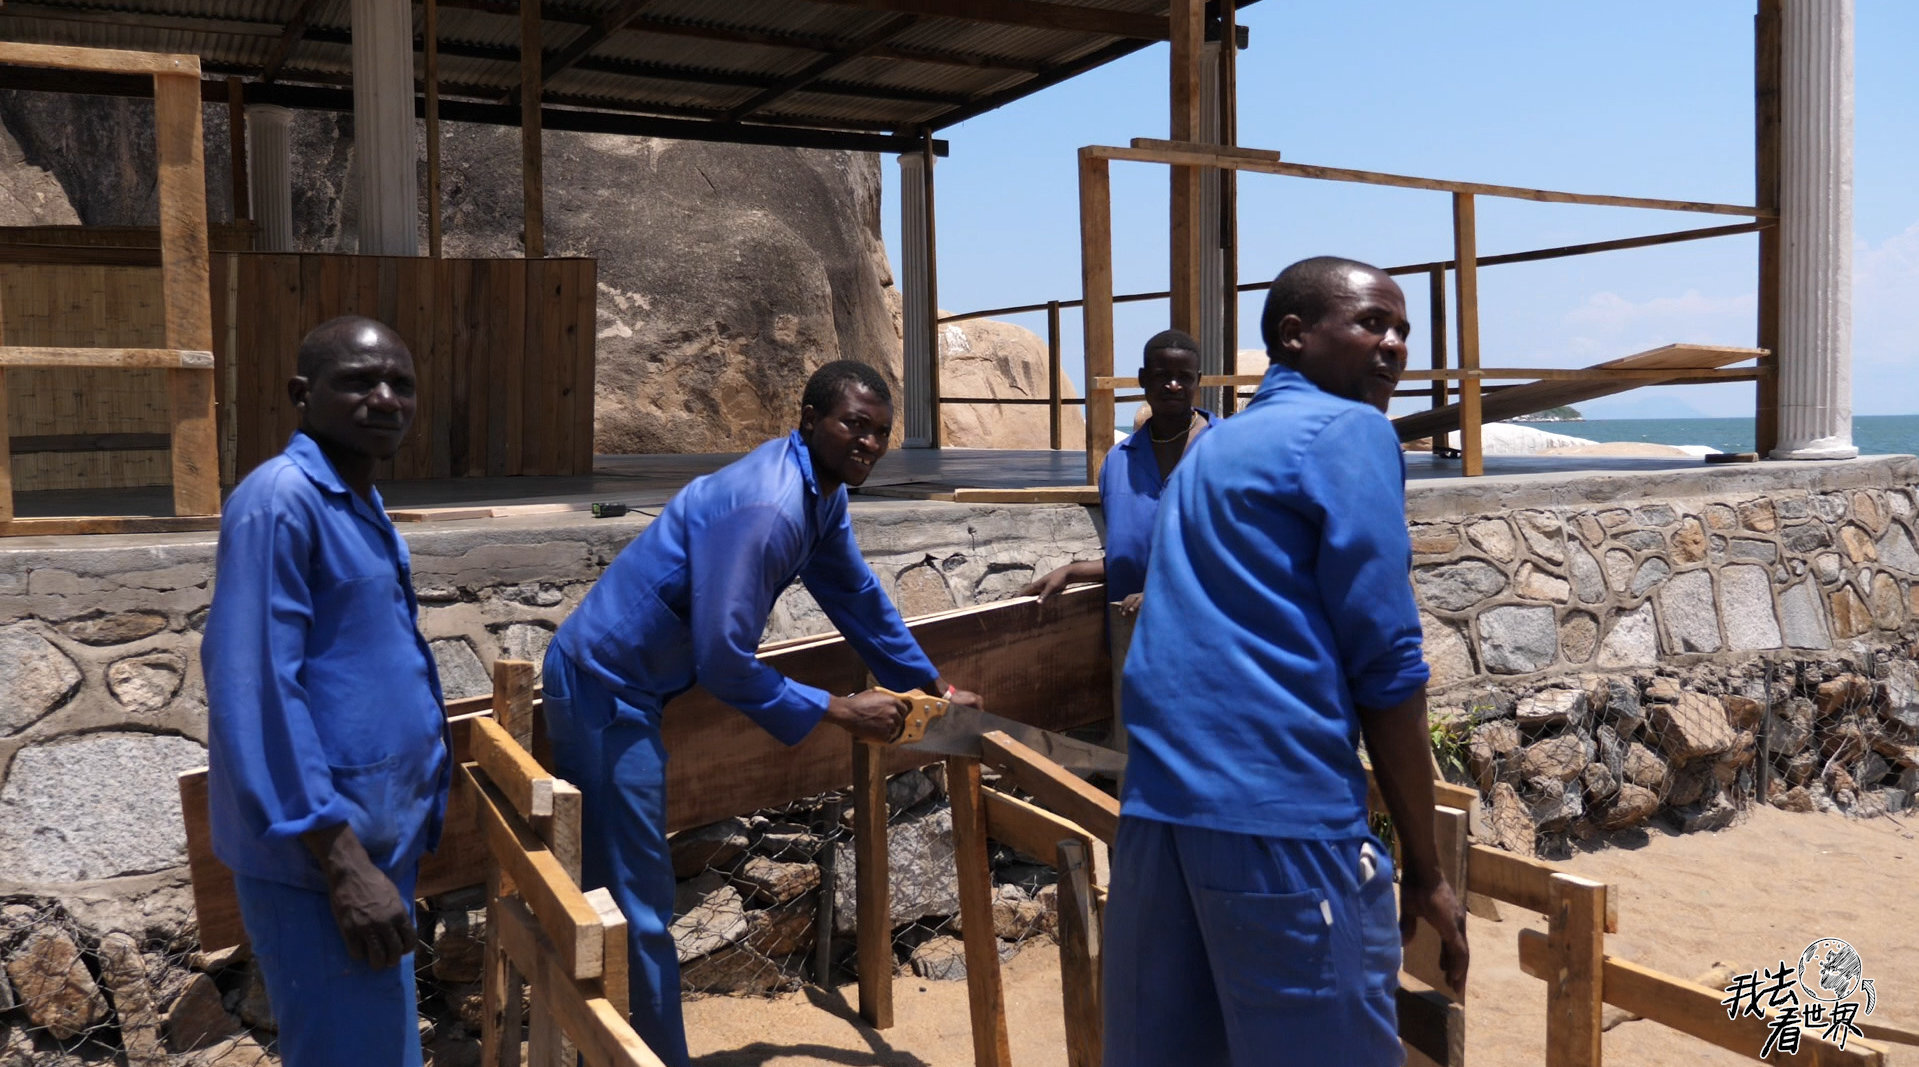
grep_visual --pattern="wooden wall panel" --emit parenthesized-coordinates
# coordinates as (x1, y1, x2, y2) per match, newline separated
(222, 254, 597, 483)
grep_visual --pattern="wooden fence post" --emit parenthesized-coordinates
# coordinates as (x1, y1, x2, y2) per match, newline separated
(1057, 837, 1101, 1067)
(949, 755, 1012, 1067)
(1545, 874, 1607, 1067)
(853, 740, 893, 1028)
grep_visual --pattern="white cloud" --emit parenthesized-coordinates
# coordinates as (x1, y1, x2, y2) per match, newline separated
(1853, 221, 1919, 415)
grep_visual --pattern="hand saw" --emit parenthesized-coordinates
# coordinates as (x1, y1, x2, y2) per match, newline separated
(873, 687, 1127, 777)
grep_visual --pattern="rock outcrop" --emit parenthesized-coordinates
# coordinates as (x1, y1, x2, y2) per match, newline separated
(936, 312, 1086, 449)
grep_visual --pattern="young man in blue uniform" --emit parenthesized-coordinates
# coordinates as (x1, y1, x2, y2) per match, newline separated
(203, 316, 447, 1067)
(1103, 258, 1470, 1066)
(543, 360, 983, 1066)
(1023, 329, 1220, 617)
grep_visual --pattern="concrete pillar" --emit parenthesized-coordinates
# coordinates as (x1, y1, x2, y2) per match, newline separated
(1196, 40, 1226, 407)
(1772, 0, 1855, 459)
(899, 150, 937, 447)
(245, 104, 294, 252)
(351, 0, 419, 256)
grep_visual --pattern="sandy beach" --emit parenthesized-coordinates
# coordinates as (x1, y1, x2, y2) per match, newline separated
(683, 805, 1918, 1066)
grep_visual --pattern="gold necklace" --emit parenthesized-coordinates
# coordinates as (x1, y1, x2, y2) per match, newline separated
(1149, 412, 1196, 444)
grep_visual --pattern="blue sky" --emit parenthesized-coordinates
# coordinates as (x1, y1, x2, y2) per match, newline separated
(882, 0, 1917, 420)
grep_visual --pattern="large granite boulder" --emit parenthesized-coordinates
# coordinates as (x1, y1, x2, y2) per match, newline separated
(936, 311, 1086, 448)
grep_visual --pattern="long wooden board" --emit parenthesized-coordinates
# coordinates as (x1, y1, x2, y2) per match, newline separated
(1391, 344, 1764, 444)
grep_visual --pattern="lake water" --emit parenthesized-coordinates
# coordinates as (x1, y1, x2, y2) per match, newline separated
(1520, 415, 1919, 457)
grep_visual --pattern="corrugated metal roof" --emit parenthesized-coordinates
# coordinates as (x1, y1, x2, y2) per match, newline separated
(0, 0, 1259, 149)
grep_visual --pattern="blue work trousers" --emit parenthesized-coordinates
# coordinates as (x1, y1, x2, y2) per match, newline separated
(233, 865, 423, 1067)
(541, 646, 691, 1067)
(1101, 817, 1403, 1067)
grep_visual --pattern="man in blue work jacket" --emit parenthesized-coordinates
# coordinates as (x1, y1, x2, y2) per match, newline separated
(1103, 258, 1470, 1066)
(544, 360, 983, 1066)
(203, 315, 447, 1067)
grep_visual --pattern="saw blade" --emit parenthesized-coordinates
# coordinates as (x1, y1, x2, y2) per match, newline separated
(901, 704, 1127, 777)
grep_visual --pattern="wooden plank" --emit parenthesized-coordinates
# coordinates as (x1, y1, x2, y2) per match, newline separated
(522, 0, 545, 260)
(177, 769, 245, 950)
(225, 78, 249, 223)
(852, 739, 893, 1029)
(1399, 365, 1759, 381)
(0, 284, 11, 520)
(472, 714, 557, 823)
(153, 71, 219, 516)
(585, 887, 630, 1018)
(1090, 374, 1264, 389)
(528, 994, 564, 1067)
(483, 868, 526, 1067)
(1396, 979, 1465, 1067)
(948, 756, 1012, 1067)
(1516, 931, 1887, 1067)
(1046, 299, 1063, 450)
(1099, 142, 1771, 217)
(0, 345, 212, 368)
(494, 659, 540, 754)
(465, 765, 605, 982)
(1078, 150, 1114, 484)
(0, 515, 222, 537)
(1466, 843, 1618, 932)
(1391, 343, 1766, 445)
(1056, 837, 1101, 1067)
(659, 585, 1112, 832)
(425, 0, 444, 260)
(0, 41, 200, 75)
(543, 782, 583, 886)
(571, 259, 598, 474)
(501, 261, 527, 475)
(978, 730, 1119, 845)
(1754, 0, 1782, 457)
(1451, 193, 1483, 476)
(1166, 0, 1203, 336)
(491, 895, 669, 1067)
(947, 486, 1099, 505)
(1544, 874, 1605, 1067)
(920, 137, 942, 448)
(1404, 805, 1468, 1002)
(982, 787, 1093, 863)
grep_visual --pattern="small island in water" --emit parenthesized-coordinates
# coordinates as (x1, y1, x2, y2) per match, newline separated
(1512, 405, 1584, 423)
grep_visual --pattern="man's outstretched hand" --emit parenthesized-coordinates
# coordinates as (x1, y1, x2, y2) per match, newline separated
(1019, 560, 1103, 604)
(824, 690, 907, 742)
(302, 823, 416, 970)
(1399, 874, 1470, 995)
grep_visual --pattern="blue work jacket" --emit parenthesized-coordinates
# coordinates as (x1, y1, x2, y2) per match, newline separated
(1119, 364, 1429, 840)
(553, 431, 938, 745)
(1098, 408, 1219, 603)
(203, 433, 450, 891)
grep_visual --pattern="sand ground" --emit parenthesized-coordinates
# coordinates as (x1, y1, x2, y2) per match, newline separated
(683, 806, 1918, 1066)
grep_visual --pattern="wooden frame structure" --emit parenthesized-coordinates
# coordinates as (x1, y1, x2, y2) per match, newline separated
(0, 42, 218, 533)
(1076, 138, 1776, 483)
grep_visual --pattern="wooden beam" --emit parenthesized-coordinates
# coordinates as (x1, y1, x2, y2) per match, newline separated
(1105, 141, 1772, 217)
(1516, 931, 1887, 1067)
(0, 346, 213, 369)
(1403, 806, 1468, 1002)
(1047, 300, 1063, 450)
(482, 869, 526, 1067)
(1427, 265, 1448, 446)
(853, 740, 893, 1029)
(425, 0, 444, 259)
(491, 895, 670, 1067)
(982, 787, 1094, 863)
(521, 0, 544, 259)
(585, 887, 630, 1018)
(466, 765, 606, 982)
(1396, 980, 1465, 1067)
(493, 659, 540, 754)
(1755, 0, 1783, 456)
(797, 0, 1169, 40)
(544, 0, 656, 85)
(617, 12, 1049, 73)
(1451, 193, 1483, 476)
(949, 756, 1013, 1067)
(153, 71, 221, 517)
(259, 0, 323, 84)
(2, 516, 222, 537)
(472, 714, 557, 824)
(1544, 875, 1605, 1067)
(1167, 0, 1203, 335)
(725, 13, 920, 122)
(226, 77, 250, 223)
(0, 290, 10, 521)
(921, 132, 942, 448)
(1398, 365, 1761, 381)
(1056, 838, 1101, 1067)
(1079, 149, 1114, 484)
(0, 41, 200, 75)
(1466, 843, 1619, 932)
(978, 730, 1118, 845)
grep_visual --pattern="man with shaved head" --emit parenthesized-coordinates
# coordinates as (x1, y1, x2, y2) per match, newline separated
(204, 315, 447, 1066)
(1103, 258, 1468, 1066)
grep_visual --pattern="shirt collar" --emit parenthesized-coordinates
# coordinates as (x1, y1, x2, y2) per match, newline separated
(1252, 361, 1311, 403)
(786, 429, 822, 500)
(284, 431, 390, 518)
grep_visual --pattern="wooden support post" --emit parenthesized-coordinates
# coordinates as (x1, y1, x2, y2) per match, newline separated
(1754, 0, 1782, 456)
(586, 887, 629, 1018)
(1056, 838, 1101, 1067)
(521, 0, 544, 259)
(225, 77, 249, 224)
(483, 869, 527, 1067)
(1047, 299, 1063, 450)
(1167, 0, 1203, 334)
(852, 740, 893, 1029)
(1427, 265, 1449, 452)
(979, 730, 1120, 845)
(527, 992, 563, 1067)
(948, 756, 1012, 1067)
(0, 290, 11, 521)
(426, 0, 444, 259)
(1218, 0, 1239, 417)
(1079, 150, 1115, 483)
(1450, 192, 1483, 477)
(1404, 805, 1469, 1002)
(920, 130, 942, 448)
(153, 71, 220, 516)
(493, 659, 538, 754)
(1544, 874, 1606, 1067)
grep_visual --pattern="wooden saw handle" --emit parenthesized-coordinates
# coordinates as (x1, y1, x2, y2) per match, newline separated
(871, 686, 950, 745)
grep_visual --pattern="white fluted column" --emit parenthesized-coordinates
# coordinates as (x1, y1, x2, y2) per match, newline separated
(245, 104, 294, 252)
(351, 0, 419, 255)
(1772, 0, 1855, 459)
(899, 150, 937, 447)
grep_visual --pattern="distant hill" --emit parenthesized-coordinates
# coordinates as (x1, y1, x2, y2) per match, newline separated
(1512, 405, 1584, 423)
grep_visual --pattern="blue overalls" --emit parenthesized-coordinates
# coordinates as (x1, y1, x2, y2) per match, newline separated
(204, 432, 449, 1067)
(545, 431, 938, 1066)
(1107, 365, 1429, 1067)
